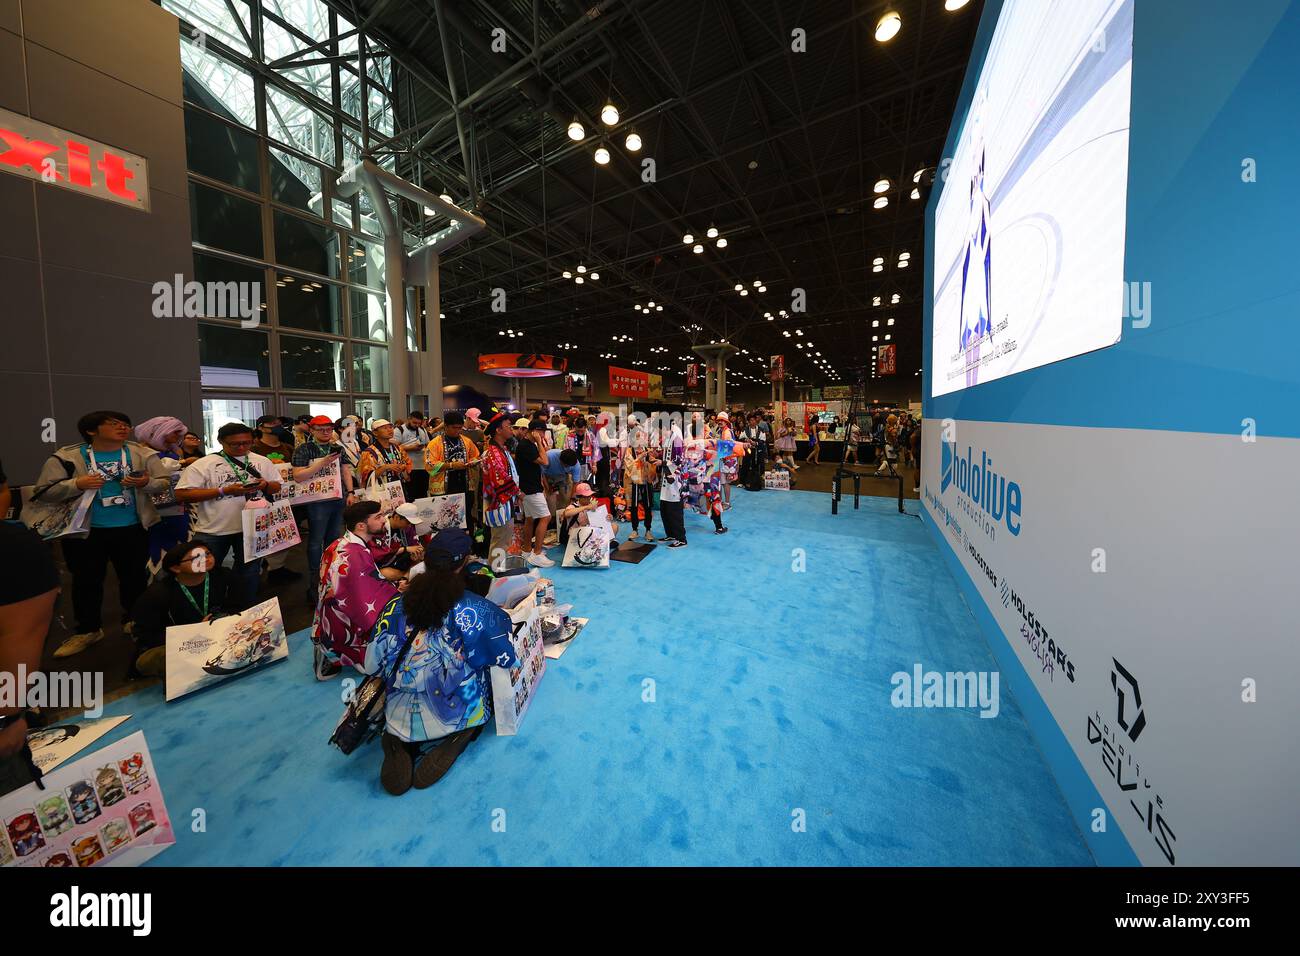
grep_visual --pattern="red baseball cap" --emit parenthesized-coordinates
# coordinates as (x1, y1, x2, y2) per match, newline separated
(308, 415, 333, 426)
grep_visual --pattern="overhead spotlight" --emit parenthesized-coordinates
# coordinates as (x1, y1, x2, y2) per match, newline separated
(423, 205, 436, 217)
(740, 289, 749, 296)
(887, 318, 895, 326)
(594, 146, 611, 165)
(683, 233, 694, 244)
(945, 0, 972, 10)
(716, 237, 728, 249)
(873, 296, 882, 306)
(873, 257, 884, 266)
(910, 187, 921, 200)
(706, 225, 719, 239)
(872, 320, 880, 328)
(567, 118, 585, 141)
(439, 193, 453, 204)
(577, 264, 587, 273)
(647, 301, 655, 308)
(575, 276, 584, 284)
(766, 315, 774, 321)
(885, 334, 892, 341)
(899, 252, 911, 260)
(759, 286, 767, 293)
(875, 11, 902, 42)
(693, 244, 703, 254)
(601, 102, 620, 126)
(891, 294, 901, 304)
(562, 271, 572, 279)
(734, 284, 744, 292)
(874, 179, 890, 193)
(656, 305, 663, 311)
(753, 280, 762, 287)
(625, 130, 642, 151)
(873, 264, 883, 273)
(590, 272, 600, 280)
(897, 259, 910, 269)
(874, 196, 889, 209)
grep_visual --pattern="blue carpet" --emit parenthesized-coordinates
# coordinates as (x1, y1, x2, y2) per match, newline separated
(86, 489, 1092, 866)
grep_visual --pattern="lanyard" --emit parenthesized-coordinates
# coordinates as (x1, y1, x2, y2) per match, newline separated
(177, 576, 210, 618)
(221, 452, 254, 484)
(84, 445, 129, 477)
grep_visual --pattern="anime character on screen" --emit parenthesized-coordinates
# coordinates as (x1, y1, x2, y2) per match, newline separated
(959, 87, 993, 388)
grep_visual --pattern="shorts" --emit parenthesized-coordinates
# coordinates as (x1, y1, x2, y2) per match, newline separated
(521, 492, 550, 519)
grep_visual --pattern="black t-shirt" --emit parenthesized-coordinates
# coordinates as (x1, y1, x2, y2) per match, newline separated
(130, 569, 234, 651)
(0, 523, 59, 607)
(514, 438, 543, 495)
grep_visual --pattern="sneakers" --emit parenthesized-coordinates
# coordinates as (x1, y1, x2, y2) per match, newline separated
(714, 526, 729, 535)
(527, 551, 555, 568)
(668, 540, 688, 549)
(313, 643, 342, 681)
(133, 646, 166, 678)
(628, 531, 640, 542)
(644, 532, 656, 542)
(380, 731, 414, 796)
(53, 629, 104, 658)
(412, 725, 482, 789)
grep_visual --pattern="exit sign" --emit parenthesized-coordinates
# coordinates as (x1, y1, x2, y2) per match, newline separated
(0, 107, 149, 211)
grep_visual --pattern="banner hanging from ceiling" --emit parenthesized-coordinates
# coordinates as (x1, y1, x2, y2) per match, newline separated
(686, 364, 699, 388)
(770, 355, 785, 382)
(877, 343, 897, 375)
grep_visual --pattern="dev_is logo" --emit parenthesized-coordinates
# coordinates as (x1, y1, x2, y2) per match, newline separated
(940, 435, 1023, 536)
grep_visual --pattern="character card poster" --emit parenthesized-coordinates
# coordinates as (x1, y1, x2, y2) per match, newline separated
(26, 716, 132, 774)
(407, 493, 468, 530)
(165, 597, 287, 702)
(0, 731, 174, 868)
(273, 460, 342, 506)
(490, 599, 547, 736)
(241, 500, 302, 560)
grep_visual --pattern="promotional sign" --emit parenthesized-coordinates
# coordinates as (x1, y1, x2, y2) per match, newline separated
(647, 374, 664, 400)
(490, 597, 547, 735)
(921, 418, 1300, 865)
(0, 731, 174, 868)
(763, 470, 791, 490)
(770, 355, 785, 382)
(608, 365, 650, 397)
(823, 385, 853, 400)
(478, 353, 567, 377)
(273, 461, 342, 506)
(686, 364, 699, 388)
(26, 716, 132, 775)
(877, 343, 897, 375)
(0, 106, 150, 212)
(164, 597, 287, 702)
(406, 493, 467, 530)
(241, 500, 301, 559)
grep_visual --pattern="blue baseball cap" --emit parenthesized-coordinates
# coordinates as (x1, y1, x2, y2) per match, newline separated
(427, 528, 472, 568)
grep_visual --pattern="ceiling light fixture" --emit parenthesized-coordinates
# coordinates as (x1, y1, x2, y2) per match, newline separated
(567, 118, 585, 141)
(625, 130, 642, 151)
(716, 237, 727, 248)
(693, 244, 703, 254)
(594, 146, 611, 165)
(875, 11, 902, 42)
(874, 196, 889, 209)
(683, 233, 694, 244)
(601, 102, 619, 126)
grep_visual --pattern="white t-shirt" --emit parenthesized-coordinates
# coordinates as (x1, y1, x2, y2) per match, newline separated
(176, 451, 282, 535)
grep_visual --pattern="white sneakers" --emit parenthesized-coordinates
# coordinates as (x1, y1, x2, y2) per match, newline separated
(628, 531, 639, 542)
(53, 629, 104, 658)
(644, 532, 656, 542)
(527, 551, 555, 568)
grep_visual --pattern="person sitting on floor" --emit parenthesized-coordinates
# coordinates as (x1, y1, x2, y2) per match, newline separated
(311, 500, 403, 681)
(557, 482, 620, 555)
(128, 541, 233, 678)
(364, 529, 518, 796)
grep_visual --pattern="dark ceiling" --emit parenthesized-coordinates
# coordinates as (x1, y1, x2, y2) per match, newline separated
(343, 0, 982, 388)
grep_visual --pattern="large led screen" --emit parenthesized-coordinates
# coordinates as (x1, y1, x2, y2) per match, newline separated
(932, 0, 1134, 397)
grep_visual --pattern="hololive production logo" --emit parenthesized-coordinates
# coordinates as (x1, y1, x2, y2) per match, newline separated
(0, 665, 103, 717)
(940, 438, 1022, 540)
(151, 274, 262, 327)
(891, 664, 1000, 718)
(50, 887, 151, 937)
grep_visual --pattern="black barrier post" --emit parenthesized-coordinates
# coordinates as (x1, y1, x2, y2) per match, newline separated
(831, 473, 840, 514)
(830, 468, 906, 515)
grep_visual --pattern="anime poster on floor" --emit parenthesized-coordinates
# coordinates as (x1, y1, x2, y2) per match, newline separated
(273, 461, 342, 505)
(0, 731, 174, 868)
(491, 601, 547, 735)
(241, 500, 302, 559)
(26, 716, 132, 774)
(407, 493, 467, 530)
(165, 597, 287, 702)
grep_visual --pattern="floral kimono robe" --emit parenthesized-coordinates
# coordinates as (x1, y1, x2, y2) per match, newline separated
(311, 530, 400, 667)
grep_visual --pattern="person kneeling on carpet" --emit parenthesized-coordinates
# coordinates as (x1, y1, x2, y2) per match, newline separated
(364, 529, 518, 796)
(557, 483, 620, 555)
(312, 501, 404, 680)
